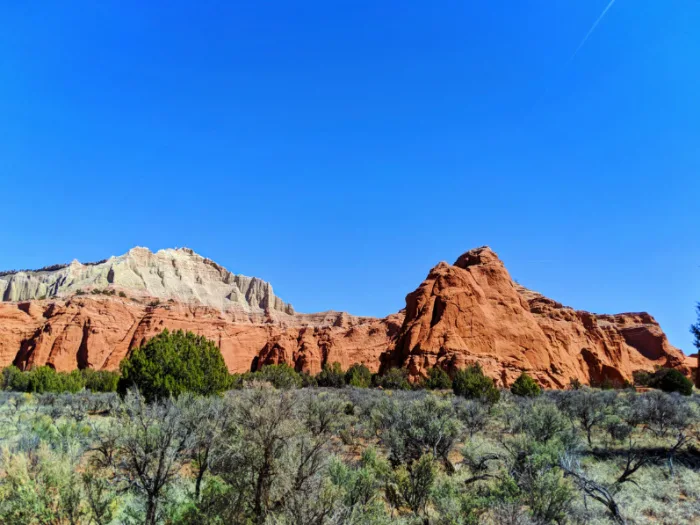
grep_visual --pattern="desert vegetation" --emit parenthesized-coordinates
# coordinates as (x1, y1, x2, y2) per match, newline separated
(0, 329, 698, 524)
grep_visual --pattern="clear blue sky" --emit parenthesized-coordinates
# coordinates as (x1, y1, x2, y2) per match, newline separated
(1, 1, 698, 352)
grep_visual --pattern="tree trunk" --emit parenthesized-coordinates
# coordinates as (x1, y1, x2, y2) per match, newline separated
(146, 496, 158, 525)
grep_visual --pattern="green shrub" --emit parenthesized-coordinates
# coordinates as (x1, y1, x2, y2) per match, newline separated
(2, 366, 89, 393)
(390, 453, 437, 515)
(26, 367, 85, 394)
(649, 368, 693, 396)
(345, 363, 372, 388)
(452, 364, 500, 404)
(59, 370, 86, 393)
(510, 372, 541, 397)
(522, 401, 568, 443)
(316, 362, 346, 388)
(300, 371, 318, 388)
(118, 329, 232, 401)
(568, 377, 582, 390)
(250, 363, 303, 389)
(2, 366, 119, 394)
(26, 366, 62, 393)
(423, 367, 452, 390)
(2, 366, 29, 391)
(372, 368, 411, 390)
(633, 370, 652, 387)
(81, 369, 120, 392)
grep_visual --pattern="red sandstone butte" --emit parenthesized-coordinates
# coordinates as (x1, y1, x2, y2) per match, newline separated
(0, 246, 690, 388)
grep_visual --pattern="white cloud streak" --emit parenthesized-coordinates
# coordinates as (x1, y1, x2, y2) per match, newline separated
(570, 0, 618, 60)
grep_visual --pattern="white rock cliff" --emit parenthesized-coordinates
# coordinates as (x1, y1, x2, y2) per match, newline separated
(0, 247, 293, 314)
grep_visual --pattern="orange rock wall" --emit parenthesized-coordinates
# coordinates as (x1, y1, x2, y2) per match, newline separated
(0, 247, 690, 388)
(392, 248, 688, 388)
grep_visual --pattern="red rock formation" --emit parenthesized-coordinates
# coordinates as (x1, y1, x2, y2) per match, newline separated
(0, 297, 402, 376)
(392, 247, 689, 387)
(0, 246, 690, 387)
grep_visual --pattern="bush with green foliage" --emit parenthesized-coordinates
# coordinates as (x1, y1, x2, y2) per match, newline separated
(118, 329, 232, 401)
(345, 363, 372, 388)
(80, 369, 119, 392)
(1, 366, 29, 392)
(0, 380, 699, 523)
(373, 367, 412, 390)
(423, 367, 452, 390)
(27, 366, 68, 393)
(248, 363, 303, 389)
(1, 366, 119, 394)
(510, 372, 541, 397)
(648, 368, 693, 396)
(316, 362, 346, 388)
(452, 364, 500, 404)
(632, 370, 652, 387)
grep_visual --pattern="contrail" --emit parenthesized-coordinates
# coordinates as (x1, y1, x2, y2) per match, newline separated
(571, 0, 618, 60)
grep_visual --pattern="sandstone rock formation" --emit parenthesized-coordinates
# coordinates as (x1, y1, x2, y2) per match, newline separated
(0, 247, 293, 314)
(391, 247, 688, 388)
(0, 246, 691, 387)
(0, 297, 402, 376)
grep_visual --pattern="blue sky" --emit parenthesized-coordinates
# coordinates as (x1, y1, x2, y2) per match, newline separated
(1, 1, 698, 352)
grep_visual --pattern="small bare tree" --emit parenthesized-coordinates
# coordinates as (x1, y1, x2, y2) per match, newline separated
(95, 390, 193, 525)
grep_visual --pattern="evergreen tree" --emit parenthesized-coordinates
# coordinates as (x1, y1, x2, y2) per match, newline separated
(118, 329, 231, 402)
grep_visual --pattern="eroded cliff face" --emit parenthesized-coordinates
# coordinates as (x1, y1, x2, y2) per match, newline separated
(392, 247, 689, 387)
(0, 247, 293, 314)
(0, 246, 690, 387)
(0, 297, 403, 376)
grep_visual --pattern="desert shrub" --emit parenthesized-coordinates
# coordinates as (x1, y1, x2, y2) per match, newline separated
(556, 389, 615, 446)
(80, 369, 119, 392)
(328, 451, 389, 521)
(1, 366, 30, 392)
(388, 453, 437, 515)
(568, 377, 583, 390)
(632, 370, 652, 387)
(510, 372, 541, 397)
(631, 390, 692, 436)
(521, 400, 569, 444)
(118, 291, 127, 298)
(604, 415, 633, 444)
(648, 368, 693, 396)
(431, 472, 495, 525)
(0, 444, 90, 524)
(453, 364, 500, 404)
(207, 388, 336, 523)
(96, 391, 193, 524)
(118, 329, 232, 402)
(299, 391, 350, 437)
(345, 363, 372, 388)
(12, 367, 86, 394)
(453, 398, 489, 438)
(316, 362, 346, 388)
(525, 468, 575, 524)
(423, 367, 452, 390)
(177, 394, 231, 500)
(299, 371, 318, 388)
(373, 368, 411, 390)
(249, 363, 303, 389)
(374, 394, 461, 467)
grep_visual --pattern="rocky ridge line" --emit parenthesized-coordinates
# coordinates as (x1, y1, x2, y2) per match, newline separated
(0, 247, 293, 314)
(0, 246, 691, 388)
